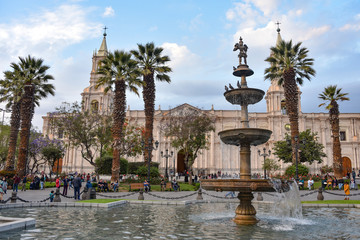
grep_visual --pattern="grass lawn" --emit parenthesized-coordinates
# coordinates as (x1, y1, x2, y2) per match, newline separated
(302, 200, 360, 204)
(78, 199, 122, 203)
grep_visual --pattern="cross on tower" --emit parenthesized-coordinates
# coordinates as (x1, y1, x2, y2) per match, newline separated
(275, 21, 281, 32)
(103, 26, 108, 36)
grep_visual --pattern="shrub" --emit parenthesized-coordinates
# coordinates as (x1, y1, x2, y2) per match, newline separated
(320, 165, 334, 174)
(128, 161, 159, 174)
(95, 156, 112, 175)
(285, 164, 309, 178)
(120, 158, 128, 174)
(136, 166, 159, 178)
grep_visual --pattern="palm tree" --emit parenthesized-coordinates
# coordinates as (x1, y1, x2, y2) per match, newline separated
(264, 40, 315, 164)
(131, 43, 171, 167)
(319, 85, 349, 178)
(96, 50, 142, 182)
(14, 55, 54, 177)
(0, 70, 22, 171)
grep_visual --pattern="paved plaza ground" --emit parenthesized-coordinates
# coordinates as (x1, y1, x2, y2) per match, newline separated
(3, 183, 359, 204)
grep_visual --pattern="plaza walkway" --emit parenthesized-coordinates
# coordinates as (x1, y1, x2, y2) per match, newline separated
(2, 185, 359, 204)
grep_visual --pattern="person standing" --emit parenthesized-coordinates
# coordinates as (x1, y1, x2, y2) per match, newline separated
(0, 183, 4, 201)
(2, 177, 7, 194)
(352, 168, 356, 180)
(62, 176, 68, 196)
(56, 177, 60, 189)
(40, 174, 45, 190)
(13, 174, 20, 192)
(49, 190, 55, 202)
(21, 175, 27, 191)
(344, 181, 350, 200)
(73, 174, 82, 200)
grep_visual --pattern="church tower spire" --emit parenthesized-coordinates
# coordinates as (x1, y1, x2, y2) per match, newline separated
(81, 27, 113, 114)
(265, 22, 302, 115)
(97, 26, 108, 57)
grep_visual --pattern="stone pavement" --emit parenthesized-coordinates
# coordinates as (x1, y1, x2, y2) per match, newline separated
(2, 185, 359, 204)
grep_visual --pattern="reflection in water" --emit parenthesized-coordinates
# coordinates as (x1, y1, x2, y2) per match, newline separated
(0, 204, 359, 239)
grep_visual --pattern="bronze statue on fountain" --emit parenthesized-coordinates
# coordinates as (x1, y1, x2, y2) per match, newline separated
(201, 36, 289, 225)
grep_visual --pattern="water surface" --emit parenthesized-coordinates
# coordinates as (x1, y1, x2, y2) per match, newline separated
(0, 203, 359, 239)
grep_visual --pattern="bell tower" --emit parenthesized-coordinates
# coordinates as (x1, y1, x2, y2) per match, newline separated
(264, 25, 302, 115)
(81, 27, 113, 114)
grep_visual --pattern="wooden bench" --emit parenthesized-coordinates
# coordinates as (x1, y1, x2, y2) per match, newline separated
(129, 183, 144, 191)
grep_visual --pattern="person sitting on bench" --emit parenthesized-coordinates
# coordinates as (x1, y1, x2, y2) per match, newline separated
(307, 177, 314, 190)
(172, 179, 180, 191)
(298, 177, 305, 190)
(144, 180, 150, 193)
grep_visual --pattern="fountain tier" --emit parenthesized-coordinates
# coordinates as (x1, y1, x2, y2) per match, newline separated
(218, 128, 272, 146)
(225, 88, 265, 105)
(201, 179, 289, 192)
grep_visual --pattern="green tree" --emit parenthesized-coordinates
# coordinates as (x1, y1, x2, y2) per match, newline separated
(42, 145, 64, 177)
(273, 129, 326, 164)
(265, 40, 315, 164)
(96, 50, 142, 182)
(49, 102, 112, 175)
(162, 107, 215, 184)
(0, 70, 22, 171)
(0, 125, 11, 169)
(96, 156, 129, 175)
(263, 158, 280, 178)
(13, 55, 54, 177)
(131, 43, 172, 165)
(318, 85, 349, 178)
(285, 164, 309, 178)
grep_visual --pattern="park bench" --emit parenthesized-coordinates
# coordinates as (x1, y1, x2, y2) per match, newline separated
(129, 183, 144, 191)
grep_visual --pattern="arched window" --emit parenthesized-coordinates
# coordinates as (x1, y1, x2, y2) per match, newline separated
(281, 99, 287, 115)
(91, 100, 99, 112)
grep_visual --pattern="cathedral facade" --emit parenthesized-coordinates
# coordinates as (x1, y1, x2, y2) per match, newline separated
(42, 31, 360, 176)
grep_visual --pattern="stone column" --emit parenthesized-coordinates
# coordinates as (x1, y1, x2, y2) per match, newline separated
(234, 192, 258, 225)
(240, 143, 251, 180)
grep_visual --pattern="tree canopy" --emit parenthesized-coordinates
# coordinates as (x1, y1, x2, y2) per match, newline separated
(161, 107, 215, 183)
(273, 129, 326, 164)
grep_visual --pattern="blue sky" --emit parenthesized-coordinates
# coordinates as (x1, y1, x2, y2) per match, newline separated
(0, 0, 359, 129)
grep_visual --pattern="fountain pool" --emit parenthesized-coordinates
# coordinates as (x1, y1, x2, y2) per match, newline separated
(0, 204, 359, 239)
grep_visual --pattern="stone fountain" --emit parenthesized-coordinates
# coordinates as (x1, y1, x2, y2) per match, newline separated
(201, 37, 288, 225)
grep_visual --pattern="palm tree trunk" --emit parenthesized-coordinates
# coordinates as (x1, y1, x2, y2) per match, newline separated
(16, 84, 35, 178)
(111, 81, 126, 182)
(4, 100, 21, 171)
(330, 101, 342, 177)
(143, 73, 155, 166)
(283, 68, 300, 164)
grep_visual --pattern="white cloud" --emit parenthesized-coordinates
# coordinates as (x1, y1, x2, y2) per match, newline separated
(0, 4, 101, 62)
(0, 4, 103, 129)
(340, 23, 360, 31)
(249, 0, 280, 16)
(161, 42, 201, 71)
(103, 6, 115, 17)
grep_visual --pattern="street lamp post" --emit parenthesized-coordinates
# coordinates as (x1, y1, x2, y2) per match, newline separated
(258, 147, 271, 179)
(173, 157, 176, 178)
(161, 149, 173, 181)
(141, 138, 159, 182)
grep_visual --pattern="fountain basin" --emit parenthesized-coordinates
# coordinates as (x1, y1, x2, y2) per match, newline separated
(201, 179, 290, 192)
(218, 128, 272, 146)
(224, 88, 264, 105)
(233, 64, 254, 77)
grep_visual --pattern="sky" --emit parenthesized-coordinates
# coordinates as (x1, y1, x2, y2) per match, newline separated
(0, 0, 360, 130)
